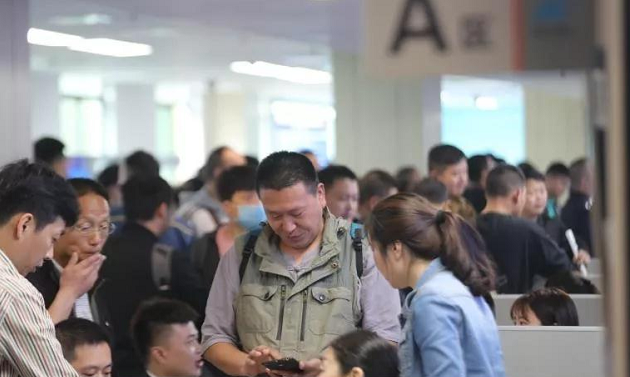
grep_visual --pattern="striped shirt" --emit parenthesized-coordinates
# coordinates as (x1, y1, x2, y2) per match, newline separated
(0, 248, 79, 377)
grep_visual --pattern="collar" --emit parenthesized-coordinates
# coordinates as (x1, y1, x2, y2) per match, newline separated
(414, 258, 446, 290)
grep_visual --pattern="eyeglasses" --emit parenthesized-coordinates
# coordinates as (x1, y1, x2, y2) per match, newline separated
(72, 222, 116, 236)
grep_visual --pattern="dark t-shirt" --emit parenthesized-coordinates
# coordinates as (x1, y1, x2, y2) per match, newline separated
(464, 186, 487, 214)
(477, 213, 572, 293)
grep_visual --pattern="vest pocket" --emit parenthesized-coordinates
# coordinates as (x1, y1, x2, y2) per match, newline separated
(308, 287, 355, 336)
(236, 284, 278, 333)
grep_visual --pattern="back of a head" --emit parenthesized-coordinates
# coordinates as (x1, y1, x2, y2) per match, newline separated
(523, 167, 545, 182)
(122, 175, 172, 222)
(359, 170, 397, 205)
(55, 318, 110, 362)
(428, 144, 466, 173)
(125, 151, 160, 178)
(366, 193, 495, 296)
(34, 137, 65, 165)
(468, 155, 489, 184)
(319, 165, 357, 190)
(518, 162, 537, 178)
(329, 330, 399, 377)
(0, 160, 78, 229)
(546, 162, 570, 178)
(256, 151, 318, 194)
(216, 165, 257, 202)
(569, 158, 589, 188)
(68, 178, 109, 201)
(414, 178, 448, 205)
(131, 298, 199, 366)
(202, 146, 229, 182)
(97, 164, 120, 188)
(485, 165, 525, 198)
(546, 270, 599, 294)
(395, 166, 421, 192)
(512, 287, 579, 326)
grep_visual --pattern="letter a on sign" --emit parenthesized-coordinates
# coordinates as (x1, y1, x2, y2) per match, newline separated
(390, 0, 447, 54)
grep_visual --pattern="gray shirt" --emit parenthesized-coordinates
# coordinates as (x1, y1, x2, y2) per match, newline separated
(201, 242, 402, 352)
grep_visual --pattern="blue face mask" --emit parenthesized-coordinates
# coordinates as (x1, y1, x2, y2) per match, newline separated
(237, 204, 267, 231)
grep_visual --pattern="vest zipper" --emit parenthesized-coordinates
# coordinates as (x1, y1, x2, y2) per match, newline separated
(276, 285, 287, 340)
(300, 289, 308, 342)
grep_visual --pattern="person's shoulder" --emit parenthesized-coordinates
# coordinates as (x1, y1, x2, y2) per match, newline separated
(26, 260, 57, 287)
(419, 271, 470, 298)
(0, 269, 43, 304)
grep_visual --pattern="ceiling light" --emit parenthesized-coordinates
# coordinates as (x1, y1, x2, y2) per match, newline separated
(27, 28, 152, 58)
(474, 96, 499, 111)
(230, 61, 332, 85)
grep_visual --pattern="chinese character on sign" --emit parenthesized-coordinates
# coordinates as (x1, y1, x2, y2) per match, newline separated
(460, 14, 492, 49)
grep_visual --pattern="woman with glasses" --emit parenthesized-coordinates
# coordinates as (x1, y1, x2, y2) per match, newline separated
(27, 178, 112, 324)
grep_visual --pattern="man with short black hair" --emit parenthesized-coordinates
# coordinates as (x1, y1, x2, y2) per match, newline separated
(545, 162, 571, 219)
(0, 160, 80, 377)
(177, 147, 246, 237)
(414, 178, 448, 209)
(202, 152, 401, 377)
(34, 137, 67, 177)
(56, 318, 112, 377)
(561, 158, 594, 253)
(464, 154, 496, 213)
(428, 144, 476, 220)
(125, 151, 161, 179)
(358, 170, 398, 221)
(100, 175, 207, 377)
(131, 299, 202, 377)
(318, 165, 359, 221)
(476, 165, 572, 293)
(28, 179, 110, 324)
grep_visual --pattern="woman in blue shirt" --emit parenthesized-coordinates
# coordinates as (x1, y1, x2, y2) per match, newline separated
(365, 193, 505, 377)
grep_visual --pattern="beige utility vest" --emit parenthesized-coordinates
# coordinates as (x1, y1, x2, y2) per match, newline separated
(234, 215, 363, 361)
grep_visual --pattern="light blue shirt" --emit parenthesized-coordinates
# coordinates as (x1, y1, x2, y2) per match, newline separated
(400, 259, 505, 377)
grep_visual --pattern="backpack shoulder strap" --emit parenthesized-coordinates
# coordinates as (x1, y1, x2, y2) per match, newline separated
(239, 229, 262, 283)
(350, 222, 364, 278)
(151, 243, 174, 291)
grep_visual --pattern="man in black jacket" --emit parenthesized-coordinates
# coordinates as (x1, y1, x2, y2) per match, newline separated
(100, 175, 207, 377)
(27, 178, 110, 325)
(562, 158, 594, 253)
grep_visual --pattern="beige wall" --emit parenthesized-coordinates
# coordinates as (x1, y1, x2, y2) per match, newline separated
(524, 87, 589, 170)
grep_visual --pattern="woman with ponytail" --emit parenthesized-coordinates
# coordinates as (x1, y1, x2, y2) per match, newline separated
(365, 193, 505, 377)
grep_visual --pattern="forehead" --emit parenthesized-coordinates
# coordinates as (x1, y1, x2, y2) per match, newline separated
(161, 322, 198, 343)
(72, 343, 112, 364)
(329, 178, 358, 192)
(526, 179, 546, 188)
(259, 183, 316, 208)
(77, 194, 110, 214)
(440, 159, 467, 173)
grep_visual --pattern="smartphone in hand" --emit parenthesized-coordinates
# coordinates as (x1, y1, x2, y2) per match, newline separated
(263, 358, 302, 373)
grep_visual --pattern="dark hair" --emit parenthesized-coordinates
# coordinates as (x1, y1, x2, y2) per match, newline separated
(523, 167, 545, 182)
(256, 151, 318, 194)
(359, 170, 398, 205)
(546, 270, 599, 294)
(0, 160, 78, 229)
(97, 164, 119, 188)
(485, 165, 525, 198)
(328, 330, 399, 377)
(569, 158, 589, 188)
(546, 162, 570, 178)
(34, 137, 65, 165)
(68, 178, 109, 202)
(518, 162, 537, 178)
(125, 151, 160, 178)
(366, 193, 495, 296)
(413, 178, 448, 205)
(216, 166, 257, 202)
(246, 155, 259, 169)
(131, 298, 198, 366)
(395, 166, 420, 193)
(319, 165, 357, 190)
(428, 144, 466, 173)
(122, 175, 173, 222)
(55, 318, 110, 362)
(510, 288, 579, 326)
(202, 146, 229, 181)
(468, 155, 490, 183)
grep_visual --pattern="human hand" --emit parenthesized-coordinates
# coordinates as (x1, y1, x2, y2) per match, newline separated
(59, 253, 105, 298)
(241, 346, 282, 377)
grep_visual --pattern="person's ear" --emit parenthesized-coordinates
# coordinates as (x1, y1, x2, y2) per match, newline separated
(316, 183, 327, 208)
(348, 366, 365, 377)
(151, 346, 168, 365)
(389, 240, 404, 261)
(15, 213, 35, 240)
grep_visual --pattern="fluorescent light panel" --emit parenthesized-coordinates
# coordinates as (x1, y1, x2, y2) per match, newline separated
(230, 61, 331, 85)
(27, 28, 152, 58)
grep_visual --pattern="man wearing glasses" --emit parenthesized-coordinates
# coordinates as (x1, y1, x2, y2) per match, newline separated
(28, 178, 111, 325)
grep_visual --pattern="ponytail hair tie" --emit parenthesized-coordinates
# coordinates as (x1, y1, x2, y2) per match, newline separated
(435, 210, 447, 225)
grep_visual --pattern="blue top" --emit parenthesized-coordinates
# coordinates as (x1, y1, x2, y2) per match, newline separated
(400, 259, 505, 377)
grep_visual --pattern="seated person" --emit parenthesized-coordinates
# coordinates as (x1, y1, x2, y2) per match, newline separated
(318, 330, 399, 377)
(131, 298, 203, 377)
(413, 178, 448, 210)
(358, 170, 398, 221)
(546, 270, 599, 294)
(190, 165, 264, 289)
(56, 318, 113, 377)
(319, 165, 360, 221)
(477, 165, 572, 293)
(511, 288, 579, 326)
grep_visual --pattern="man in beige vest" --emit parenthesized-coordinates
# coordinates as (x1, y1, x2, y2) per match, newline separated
(201, 152, 401, 377)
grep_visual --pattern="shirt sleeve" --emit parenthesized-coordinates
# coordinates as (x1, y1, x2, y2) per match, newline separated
(412, 295, 465, 377)
(0, 289, 79, 377)
(201, 246, 241, 352)
(533, 227, 573, 277)
(359, 242, 402, 343)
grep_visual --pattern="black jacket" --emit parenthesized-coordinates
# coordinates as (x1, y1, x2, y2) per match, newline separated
(26, 259, 112, 329)
(561, 191, 593, 254)
(100, 223, 208, 377)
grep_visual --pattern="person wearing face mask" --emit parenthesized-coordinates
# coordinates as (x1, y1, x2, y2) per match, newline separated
(190, 166, 265, 290)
